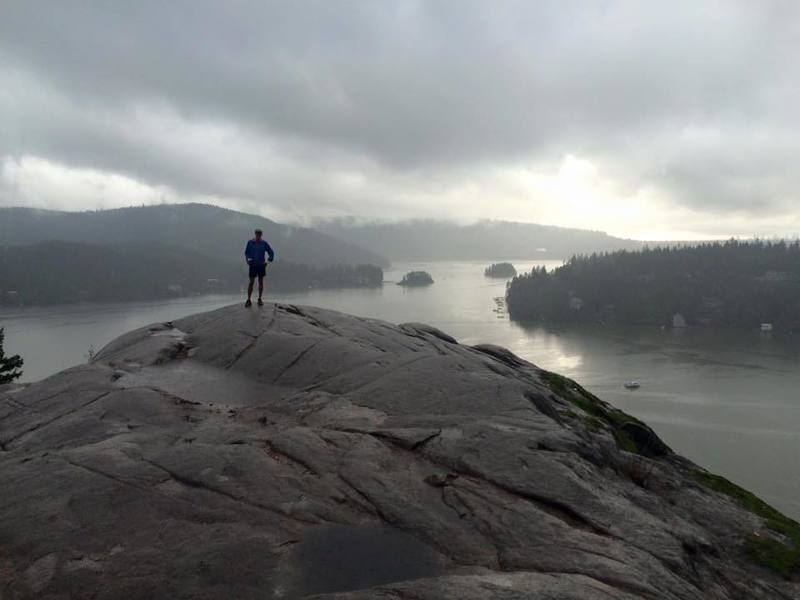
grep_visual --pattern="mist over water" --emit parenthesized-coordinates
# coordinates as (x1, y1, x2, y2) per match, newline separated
(2, 259, 799, 519)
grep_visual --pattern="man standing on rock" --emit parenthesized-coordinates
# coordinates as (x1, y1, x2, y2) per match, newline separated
(244, 228, 275, 307)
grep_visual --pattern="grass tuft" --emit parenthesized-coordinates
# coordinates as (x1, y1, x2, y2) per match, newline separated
(541, 370, 646, 454)
(543, 369, 800, 578)
(694, 471, 800, 578)
(744, 534, 798, 579)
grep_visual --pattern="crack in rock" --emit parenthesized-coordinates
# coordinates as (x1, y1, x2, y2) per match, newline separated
(0, 390, 113, 450)
(273, 339, 326, 383)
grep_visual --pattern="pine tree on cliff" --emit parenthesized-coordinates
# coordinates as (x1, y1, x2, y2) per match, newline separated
(0, 328, 23, 384)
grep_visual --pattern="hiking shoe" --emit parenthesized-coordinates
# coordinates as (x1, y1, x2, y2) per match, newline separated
(245, 299, 252, 307)
(257, 298, 264, 306)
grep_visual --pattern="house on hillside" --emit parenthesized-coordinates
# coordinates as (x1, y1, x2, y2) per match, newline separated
(1, 291, 21, 306)
(672, 313, 687, 328)
(758, 270, 791, 283)
(568, 296, 584, 311)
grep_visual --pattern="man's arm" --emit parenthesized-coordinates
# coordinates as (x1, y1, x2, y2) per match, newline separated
(265, 241, 275, 262)
(244, 240, 253, 263)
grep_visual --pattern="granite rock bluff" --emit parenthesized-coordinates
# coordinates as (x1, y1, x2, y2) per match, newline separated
(0, 304, 797, 599)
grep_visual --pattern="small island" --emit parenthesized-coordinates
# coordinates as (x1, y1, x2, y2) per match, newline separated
(397, 270, 434, 287)
(484, 262, 517, 278)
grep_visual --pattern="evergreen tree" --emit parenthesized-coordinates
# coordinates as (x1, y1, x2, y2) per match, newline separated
(0, 328, 23, 384)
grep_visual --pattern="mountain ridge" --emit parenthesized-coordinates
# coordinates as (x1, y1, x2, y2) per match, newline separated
(0, 204, 389, 268)
(312, 217, 644, 260)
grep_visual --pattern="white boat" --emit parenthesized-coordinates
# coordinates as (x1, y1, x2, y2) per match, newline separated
(623, 381, 641, 390)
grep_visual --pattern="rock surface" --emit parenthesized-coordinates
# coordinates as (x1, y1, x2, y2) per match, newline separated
(1, 303, 798, 599)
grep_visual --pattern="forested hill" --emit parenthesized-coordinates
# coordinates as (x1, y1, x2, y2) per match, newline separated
(313, 218, 642, 260)
(0, 204, 388, 268)
(506, 240, 800, 328)
(0, 241, 383, 305)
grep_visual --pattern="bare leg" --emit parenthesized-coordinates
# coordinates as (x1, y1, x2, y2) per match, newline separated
(258, 275, 265, 300)
(247, 277, 255, 301)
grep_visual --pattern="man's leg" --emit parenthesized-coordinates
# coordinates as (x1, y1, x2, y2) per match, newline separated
(246, 277, 255, 305)
(258, 275, 264, 302)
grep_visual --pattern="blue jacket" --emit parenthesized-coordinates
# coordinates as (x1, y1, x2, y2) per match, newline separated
(245, 238, 275, 265)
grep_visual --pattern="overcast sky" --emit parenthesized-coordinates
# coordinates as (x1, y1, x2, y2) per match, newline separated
(2, 1, 800, 239)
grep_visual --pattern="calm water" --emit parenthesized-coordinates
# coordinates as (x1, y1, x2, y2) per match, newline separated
(2, 260, 799, 519)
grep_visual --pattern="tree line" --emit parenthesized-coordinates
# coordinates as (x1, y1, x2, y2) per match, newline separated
(506, 240, 800, 328)
(0, 241, 383, 306)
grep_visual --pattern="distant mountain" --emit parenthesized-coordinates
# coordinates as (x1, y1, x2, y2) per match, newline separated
(312, 218, 643, 260)
(0, 204, 388, 267)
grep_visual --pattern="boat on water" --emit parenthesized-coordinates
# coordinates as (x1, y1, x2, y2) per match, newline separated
(623, 381, 641, 390)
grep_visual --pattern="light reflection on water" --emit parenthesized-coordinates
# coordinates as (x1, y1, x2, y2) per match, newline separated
(2, 259, 799, 519)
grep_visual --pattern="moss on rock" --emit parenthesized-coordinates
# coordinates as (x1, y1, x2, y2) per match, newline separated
(540, 370, 666, 457)
(694, 471, 800, 578)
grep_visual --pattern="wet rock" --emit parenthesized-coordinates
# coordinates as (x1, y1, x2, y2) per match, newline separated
(282, 524, 444, 597)
(0, 302, 797, 599)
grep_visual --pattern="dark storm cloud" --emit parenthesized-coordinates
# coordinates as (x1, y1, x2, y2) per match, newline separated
(1, 0, 800, 231)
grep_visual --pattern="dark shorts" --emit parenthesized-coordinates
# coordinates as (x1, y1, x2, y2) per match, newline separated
(248, 263, 266, 278)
